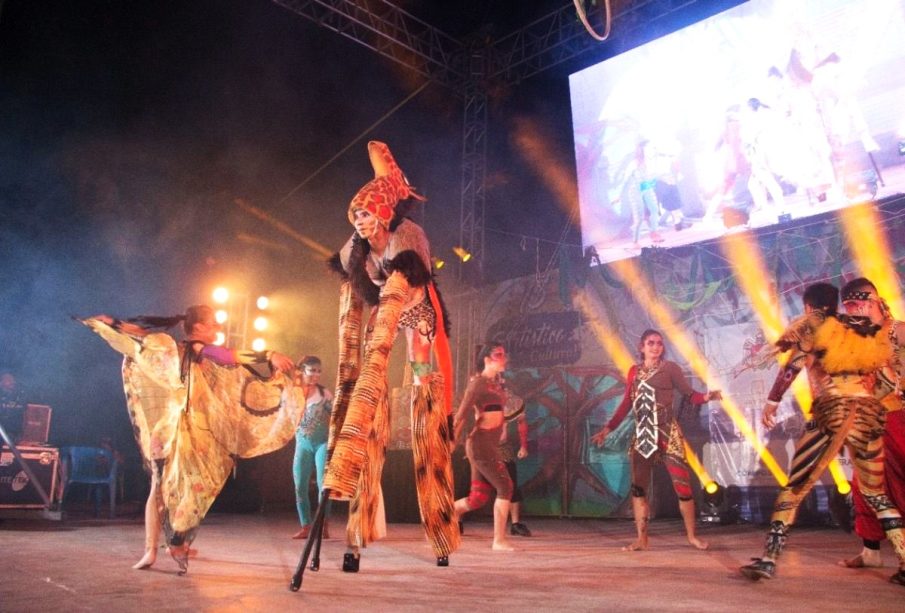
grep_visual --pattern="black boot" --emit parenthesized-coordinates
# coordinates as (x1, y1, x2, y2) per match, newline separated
(510, 522, 532, 536)
(739, 558, 775, 580)
(342, 553, 360, 573)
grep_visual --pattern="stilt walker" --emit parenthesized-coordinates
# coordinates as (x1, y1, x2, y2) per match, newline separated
(291, 141, 458, 591)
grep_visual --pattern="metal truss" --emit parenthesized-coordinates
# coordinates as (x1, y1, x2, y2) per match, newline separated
(272, 0, 466, 90)
(458, 43, 488, 284)
(488, 1, 708, 85)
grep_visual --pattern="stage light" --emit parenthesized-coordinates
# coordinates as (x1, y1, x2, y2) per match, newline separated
(253, 316, 268, 331)
(213, 287, 229, 304)
(898, 141, 905, 156)
(700, 481, 724, 524)
(453, 246, 472, 262)
(215, 309, 228, 324)
(252, 338, 266, 352)
(214, 332, 226, 346)
(432, 257, 445, 270)
(257, 296, 269, 310)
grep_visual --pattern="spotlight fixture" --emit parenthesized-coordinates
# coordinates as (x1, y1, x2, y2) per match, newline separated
(700, 481, 724, 524)
(257, 296, 269, 310)
(215, 309, 229, 324)
(212, 287, 229, 304)
(432, 257, 445, 270)
(252, 338, 266, 352)
(214, 332, 226, 346)
(453, 246, 472, 262)
(253, 316, 268, 331)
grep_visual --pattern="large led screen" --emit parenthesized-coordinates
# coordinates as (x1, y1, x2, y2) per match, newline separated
(570, 0, 905, 263)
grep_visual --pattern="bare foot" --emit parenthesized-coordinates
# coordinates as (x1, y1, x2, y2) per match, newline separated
(132, 549, 156, 570)
(838, 553, 881, 568)
(621, 539, 648, 551)
(688, 536, 709, 550)
(291, 525, 310, 540)
(492, 540, 514, 552)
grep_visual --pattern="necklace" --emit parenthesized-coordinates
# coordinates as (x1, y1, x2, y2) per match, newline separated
(637, 360, 661, 382)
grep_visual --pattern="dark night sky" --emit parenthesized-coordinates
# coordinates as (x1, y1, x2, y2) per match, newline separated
(0, 0, 736, 455)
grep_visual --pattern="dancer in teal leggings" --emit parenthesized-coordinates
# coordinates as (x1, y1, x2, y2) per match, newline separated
(292, 356, 333, 539)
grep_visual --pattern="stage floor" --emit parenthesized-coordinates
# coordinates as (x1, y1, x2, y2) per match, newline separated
(3, 512, 903, 611)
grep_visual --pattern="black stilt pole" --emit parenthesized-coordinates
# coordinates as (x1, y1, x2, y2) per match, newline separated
(309, 496, 330, 571)
(289, 488, 331, 592)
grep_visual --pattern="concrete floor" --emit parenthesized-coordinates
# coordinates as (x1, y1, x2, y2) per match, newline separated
(2, 511, 903, 612)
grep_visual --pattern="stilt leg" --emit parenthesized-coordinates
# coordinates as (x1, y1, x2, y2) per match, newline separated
(309, 497, 331, 571)
(290, 489, 331, 592)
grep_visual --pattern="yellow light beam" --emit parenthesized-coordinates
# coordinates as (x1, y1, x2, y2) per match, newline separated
(610, 258, 789, 486)
(235, 198, 333, 258)
(719, 230, 783, 341)
(683, 441, 713, 488)
(838, 203, 905, 319)
(511, 117, 579, 216)
(572, 287, 635, 374)
(720, 229, 848, 491)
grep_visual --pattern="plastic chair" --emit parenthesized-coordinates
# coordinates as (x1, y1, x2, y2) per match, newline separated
(61, 446, 118, 518)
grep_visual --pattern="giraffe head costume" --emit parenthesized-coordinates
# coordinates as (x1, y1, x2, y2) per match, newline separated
(347, 141, 426, 229)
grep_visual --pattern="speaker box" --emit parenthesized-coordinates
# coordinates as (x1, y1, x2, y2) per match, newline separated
(0, 446, 60, 508)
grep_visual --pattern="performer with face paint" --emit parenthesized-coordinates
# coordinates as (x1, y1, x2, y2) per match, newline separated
(291, 355, 334, 540)
(591, 329, 720, 551)
(741, 281, 905, 586)
(833, 279, 905, 583)
(316, 141, 458, 574)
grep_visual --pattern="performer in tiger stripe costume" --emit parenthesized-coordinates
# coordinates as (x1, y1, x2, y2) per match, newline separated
(324, 141, 459, 571)
(741, 282, 905, 586)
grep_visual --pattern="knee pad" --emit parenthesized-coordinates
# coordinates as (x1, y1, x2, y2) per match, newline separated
(630, 484, 646, 498)
(466, 481, 493, 510)
(881, 517, 905, 531)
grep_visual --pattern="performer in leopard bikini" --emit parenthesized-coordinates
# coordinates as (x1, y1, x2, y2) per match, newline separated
(591, 329, 721, 551)
(740, 281, 905, 586)
(293, 141, 457, 582)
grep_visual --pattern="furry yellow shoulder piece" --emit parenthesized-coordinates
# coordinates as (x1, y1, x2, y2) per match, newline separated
(775, 311, 825, 353)
(814, 316, 893, 374)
